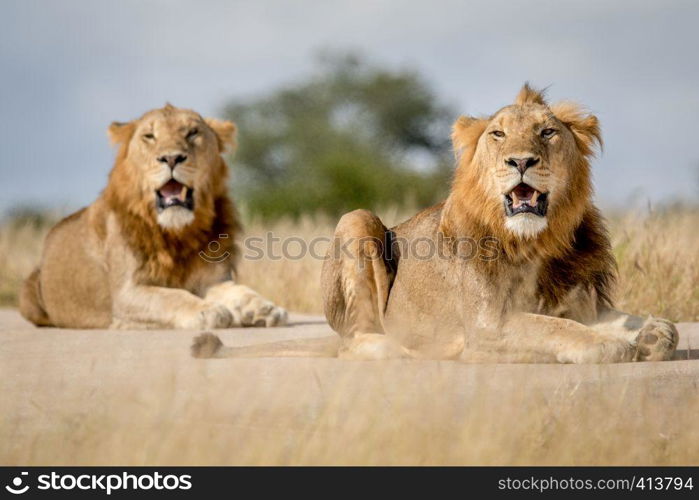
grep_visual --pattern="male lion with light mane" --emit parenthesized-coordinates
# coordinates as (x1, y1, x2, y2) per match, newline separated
(192, 84, 677, 363)
(20, 104, 287, 329)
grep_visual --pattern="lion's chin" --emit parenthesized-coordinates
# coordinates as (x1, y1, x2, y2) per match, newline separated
(157, 206, 195, 230)
(504, 213, 548, 239)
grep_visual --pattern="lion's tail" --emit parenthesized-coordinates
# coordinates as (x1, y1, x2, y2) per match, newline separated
(190, 332, 341, 359)
(18, 267, 52, 326)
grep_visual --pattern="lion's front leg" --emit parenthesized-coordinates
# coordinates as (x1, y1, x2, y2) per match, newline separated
(591, 308, 679, 361)
(204, 281, 288, 327)
(111, 285, 234, 329)
(464, 313, 637, 364)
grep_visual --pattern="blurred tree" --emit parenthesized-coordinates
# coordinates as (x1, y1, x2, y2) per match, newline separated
(223, 52, 456, 219)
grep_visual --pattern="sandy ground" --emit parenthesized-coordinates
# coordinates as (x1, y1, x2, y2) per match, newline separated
(1, 309, 698, 465)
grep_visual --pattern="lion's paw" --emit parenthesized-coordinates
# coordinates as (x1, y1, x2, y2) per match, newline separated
(239, 296, 288, 327)
(633, 317, 678, 362)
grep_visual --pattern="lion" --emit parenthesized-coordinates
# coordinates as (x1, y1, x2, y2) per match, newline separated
(192, 84, 678, 363)
(19, 104, 287, 329)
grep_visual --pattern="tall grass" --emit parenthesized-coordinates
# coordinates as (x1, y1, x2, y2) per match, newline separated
(2, 355, 698, 465)
(1, 205, 697, 321)
(609, 206, 699, 322)
(0, 214, 57, 307)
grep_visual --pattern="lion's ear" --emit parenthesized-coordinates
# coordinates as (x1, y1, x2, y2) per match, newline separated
(551, 102, 603, 157)
(108, 121, 136, 146)
(451, 116, 488, 160)
(205, 118, 237, 153)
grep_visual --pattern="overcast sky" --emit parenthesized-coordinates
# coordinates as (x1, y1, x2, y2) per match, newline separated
(1, 0, 697, 214)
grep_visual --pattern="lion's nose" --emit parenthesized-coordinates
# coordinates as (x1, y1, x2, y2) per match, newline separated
(157, 154, 188, 170)
(505, 156, 540, 174)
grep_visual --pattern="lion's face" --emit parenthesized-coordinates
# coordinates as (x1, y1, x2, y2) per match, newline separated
(108, 105, 236, 230)
(476, 104, 578, 238)
(451, 85, 601, 242)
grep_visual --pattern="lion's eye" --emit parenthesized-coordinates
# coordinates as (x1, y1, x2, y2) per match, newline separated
(143, 133, 155, 141)
(541, 128, 556, 138)
(490, 130, 505, 138)
(186, 128, 198, 141)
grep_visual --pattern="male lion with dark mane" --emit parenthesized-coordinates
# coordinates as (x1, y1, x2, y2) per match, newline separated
(193, 84, 677, 363)
(20, 104, 287, 329)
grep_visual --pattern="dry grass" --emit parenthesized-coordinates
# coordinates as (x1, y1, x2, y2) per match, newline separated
(2, 348, 698, 465)
(1, 205, 698, 320)
(0, 216, 56, 307)
(609, 206, 699, 322)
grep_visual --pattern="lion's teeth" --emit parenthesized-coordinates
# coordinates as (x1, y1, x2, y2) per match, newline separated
(180, 185, 188, 200)
(529, 190, 540, 207)
(511, 191, 521, 208)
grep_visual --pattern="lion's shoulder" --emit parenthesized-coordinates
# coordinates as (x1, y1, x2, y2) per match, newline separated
(391, 202, 444, 240)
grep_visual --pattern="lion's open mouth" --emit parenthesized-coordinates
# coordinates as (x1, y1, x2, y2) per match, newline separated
(504, 183, 548, 217)
(156, 179, 194, 212)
